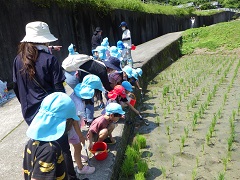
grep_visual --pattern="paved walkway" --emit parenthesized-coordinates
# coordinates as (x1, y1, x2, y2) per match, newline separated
(0, 31, 182, 180)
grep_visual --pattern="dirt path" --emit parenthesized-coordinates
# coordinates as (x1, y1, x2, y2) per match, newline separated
(138, 52, 240, 179)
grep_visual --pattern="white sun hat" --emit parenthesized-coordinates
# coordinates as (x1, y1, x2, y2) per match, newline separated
(21, 21, 58, 43)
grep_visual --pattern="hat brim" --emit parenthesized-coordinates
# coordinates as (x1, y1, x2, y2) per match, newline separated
(108, 92, 118, 100)
(21, 34, 58, 43)
(26, 112, 67, 141)
(103, 61, 122, 71)
(125, 87, 133, 92)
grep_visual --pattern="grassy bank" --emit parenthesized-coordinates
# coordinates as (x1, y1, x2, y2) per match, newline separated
(31, 0, 222, 16)
(181, 20, 240, 54)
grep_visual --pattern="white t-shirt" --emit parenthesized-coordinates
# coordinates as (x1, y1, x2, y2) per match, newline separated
(122, 29, 132, 49)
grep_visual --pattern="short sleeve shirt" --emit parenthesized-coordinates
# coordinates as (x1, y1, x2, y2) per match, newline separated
(23, 139, 67, 180)
(13, 51, 65, 125)
(122, 29, 132, 48)
(88, 115, 112, 135)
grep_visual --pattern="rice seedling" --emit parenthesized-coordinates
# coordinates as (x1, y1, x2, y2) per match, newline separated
(201, 87, 206, 94)
(153, 105, 157, 114)
(238, 101, 240, 115)
(206, 133, 211, 146)
(196, 156, 199, 167)
(134, 172, 145, 180)
(218, 171, 225, 180)
(137, 159, 148, 175)
(136, 134, 147, 149)
(192, 168, 197, 180)
(125, 146, 140, 162)
(184, 126, 189, 138)
(176, 113, 180, 121)
(227, 137, 233, 151)
(164, 110, 167, 119)
(121, 156, 135, 177)
(202, 144, 205, 155)
(187, 104, 190, 111)
(223, 94, 227, 105)
(155, 116, 160, 126)
(188, 87, 191, 94)
(181, 135, 186, 148)
(161, 166, 166, 179)
(166, 125, 170, 135)
(218, 108, 222, 119)
(232, 110, 236, 120)
(222, 156, 228, 172)
(171, 155, 175, 167)
(168, 135, 171, 143)
(179, 144, 183, 154)
(168, 105, 171, 113)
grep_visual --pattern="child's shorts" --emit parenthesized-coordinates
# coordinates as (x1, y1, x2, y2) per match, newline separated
(69, 133, 80, 145)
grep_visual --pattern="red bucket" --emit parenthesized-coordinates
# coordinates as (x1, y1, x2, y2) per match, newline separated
(131, 45, 136, 50)
(129, 93, 136, 106)
(91, 142, 108, 161)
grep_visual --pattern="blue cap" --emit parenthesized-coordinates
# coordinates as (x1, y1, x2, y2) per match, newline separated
(74, 74, 104, 99)
(122, 65, 132, 78)
(135, 68, 143, 77)
(110, 46, 121, 59)
(26, 92, 80, 141)
(68, 43, 75, 55)
(122, 81, 133, 92)
(119, 21, 128, 27)
(92, 46, 106, 60)
(105, 103, 125, 115)
(117, 41, 125, 50)
(132, 69, 138, 80)
(101, 37, 109, 47)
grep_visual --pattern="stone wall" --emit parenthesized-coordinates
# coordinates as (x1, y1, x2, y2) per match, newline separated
(0, 0, 237, 86)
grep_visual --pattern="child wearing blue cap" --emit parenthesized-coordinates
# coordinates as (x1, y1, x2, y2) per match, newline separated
(87, 103, 125, 149)
(23, 92, 80, 180)
(68, 74, 104, 174)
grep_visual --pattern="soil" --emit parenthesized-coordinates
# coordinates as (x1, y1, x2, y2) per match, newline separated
(136, 51, 240, 180)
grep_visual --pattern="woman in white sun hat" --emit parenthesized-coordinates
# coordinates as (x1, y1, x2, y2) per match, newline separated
(13, 21, 83, 180)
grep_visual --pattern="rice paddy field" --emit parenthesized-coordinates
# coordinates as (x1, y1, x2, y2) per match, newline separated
(138, 52, 240, 179)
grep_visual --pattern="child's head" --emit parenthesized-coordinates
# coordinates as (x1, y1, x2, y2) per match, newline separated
(74, 74, 104, 99)
(103, 56, 122, 73)
(131, 69, 139, 80)
(101, 37, 109, 47)
(135, 68, 143, 77)
(105, 103, 125, 122)
(121, 81, 133, 93)
(122, 65, 132, 79)
(117, 40, 125, 50)
(26, 92, 80, 141)
(92, 46, 106, 60)
(110, 46, 121, 59)
(108, 85, 126, 100)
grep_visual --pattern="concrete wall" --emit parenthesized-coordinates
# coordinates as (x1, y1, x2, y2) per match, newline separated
(0, 0, 237, 86)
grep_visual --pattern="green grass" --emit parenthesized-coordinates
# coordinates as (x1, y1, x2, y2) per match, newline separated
(181, 20, 240, 55)
(31, 0, 201, 16)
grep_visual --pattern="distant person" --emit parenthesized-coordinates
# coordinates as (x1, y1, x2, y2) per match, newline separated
(23, 92, 80, 180)
(91, 27, 103, 50)
(190, 17, 195, 28)
(119, 21, 133, 67)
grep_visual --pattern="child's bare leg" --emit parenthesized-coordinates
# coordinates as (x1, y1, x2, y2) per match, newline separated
(98, 128, 108, 141)
(72, 143, 84, 170)
(107, 123, 115, 140)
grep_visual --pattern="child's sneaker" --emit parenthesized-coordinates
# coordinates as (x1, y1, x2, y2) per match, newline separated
(81, 154, 88, 162)
(103, 137, 116, 144)
(77, 165, 95, 175)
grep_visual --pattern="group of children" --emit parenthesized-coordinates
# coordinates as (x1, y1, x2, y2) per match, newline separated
(22, 21, 143, 179)
(63, 40, 144, 175)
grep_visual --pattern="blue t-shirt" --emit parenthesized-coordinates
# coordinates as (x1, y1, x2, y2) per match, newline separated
(13, 50, 65, 125)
